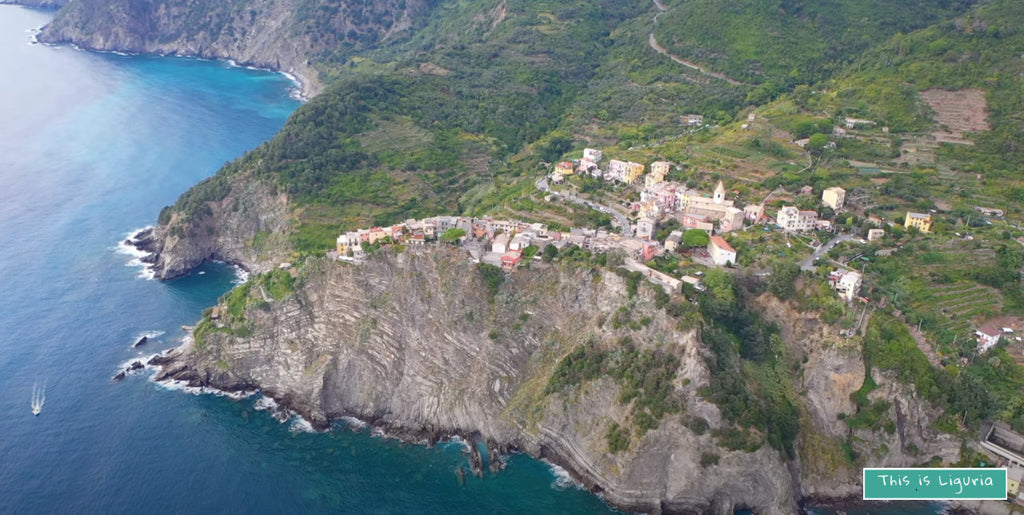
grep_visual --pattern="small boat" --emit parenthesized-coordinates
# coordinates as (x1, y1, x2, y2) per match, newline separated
(31, 380, 45, 415)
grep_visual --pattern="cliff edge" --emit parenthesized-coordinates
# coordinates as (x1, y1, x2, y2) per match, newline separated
(150, 248, 962, 513)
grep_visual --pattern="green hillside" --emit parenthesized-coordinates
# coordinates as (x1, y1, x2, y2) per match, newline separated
(653, 0, 976, 97)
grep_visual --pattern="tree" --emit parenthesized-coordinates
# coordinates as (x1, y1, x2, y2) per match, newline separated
(683, 229, 711, 248)
(542, 244, 558, 262)
(768, 262, 801, 298)
(808, 133, 830, 151)
(440, 228, 466, 243)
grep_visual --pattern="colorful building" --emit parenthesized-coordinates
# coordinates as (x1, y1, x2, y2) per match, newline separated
(905, 211, 932, 233)
(822, 186, 846, 210)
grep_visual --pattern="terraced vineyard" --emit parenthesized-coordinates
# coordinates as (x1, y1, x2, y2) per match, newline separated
(923, 282, 1002, 338)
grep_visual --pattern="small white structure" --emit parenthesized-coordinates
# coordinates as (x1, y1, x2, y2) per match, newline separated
(835, 271, 862, 302)
(867, 228, 885, 242)
(708, 235, 737, 266)
(665, 230, 683, 252)
(682, 114, 704, 126)
(777, 206, 818, 232)
(509, 233, 531, 251)
(977, 326, 1002, 353)
(583, 148, 603, 163)
(636, 218, 656, 240)
(492, 233, 510, 254)
(822, 187, 846, 210)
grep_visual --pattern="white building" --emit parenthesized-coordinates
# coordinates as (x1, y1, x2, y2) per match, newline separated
(509, 233, 531, 251)
(665, 230, 684, 252)
(822, 187, 846, 210)
(777, 206, 818, 232)
(708, 235, 737, 266)
(492, 233, 510, 254)
(867, 228, 885, 242)
(636, 218, 656, 240)
(835, 272, 862, 302)
(719, 207, 745, 233)
(682, 114, 704, 126)
(583, 148, 603, 163)
(977, 327, 1002, 353)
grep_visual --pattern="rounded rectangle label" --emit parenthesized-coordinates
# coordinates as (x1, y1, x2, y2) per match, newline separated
(863, 468, 1007, 500)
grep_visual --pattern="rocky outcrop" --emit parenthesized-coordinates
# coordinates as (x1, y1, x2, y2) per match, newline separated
(755, 294, 961, 505)
(153, 250, 801, 514)
(130, 171, 292, 279)
(34, 0, 435, 97)
(145, 249, 964, 513)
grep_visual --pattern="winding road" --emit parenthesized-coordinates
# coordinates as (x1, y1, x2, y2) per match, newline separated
(800, 233, 857, 271)
(536, 177, 632, 236)
(647, 0, 748, 86)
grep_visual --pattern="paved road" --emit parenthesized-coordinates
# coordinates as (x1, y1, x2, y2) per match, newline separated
(800, 233, 857, 271)
(536, 176, 632, 236)
(646, 0, 747, 86)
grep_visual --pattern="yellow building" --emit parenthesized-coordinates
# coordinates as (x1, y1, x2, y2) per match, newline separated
(904, 211, 932, 233)
(1009, 467, 1023, 498)
(650, 161, 671, 177)
(624, 162, 645, 184)
(822, 186, 846, 210)
(555, 161, 574, 176)
(336, 232, 360, 255)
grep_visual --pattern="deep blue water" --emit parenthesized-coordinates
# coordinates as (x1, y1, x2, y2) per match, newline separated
(0, 6, 616, 514)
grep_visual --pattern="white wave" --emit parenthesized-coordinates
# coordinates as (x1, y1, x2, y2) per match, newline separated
(289, 417, 316, 433)
(231, 265, 250, 284)
(544, 460, 582, 491)
(340, 416, 368, 429)
(253, 396, 278, 412)
(135, 330, 165, 340)
(152, 378, 255, 400)
(114, 227, 157, 280)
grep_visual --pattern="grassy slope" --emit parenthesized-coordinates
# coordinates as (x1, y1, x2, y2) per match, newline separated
(652, 0, 976, 94)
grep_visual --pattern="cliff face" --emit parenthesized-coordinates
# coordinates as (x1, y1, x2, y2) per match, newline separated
(155, 250, 800, 514)
(132, 171, 292, 279)
(755, 295, 960, 502)
(34, 0, 434, 96)
(148, 248, 966, 513)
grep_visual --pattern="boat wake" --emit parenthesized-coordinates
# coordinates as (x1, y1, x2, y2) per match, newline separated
(31, 380, 46, 415)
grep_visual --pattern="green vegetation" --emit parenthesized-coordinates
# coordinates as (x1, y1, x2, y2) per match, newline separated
(476, 263, 505, 302)
(440, 228, 466, 243)
(699, 271, 801, 456)
(682, 229, 710, 248)
(606, 422, 631, 453)
(546, 337, 684, 438)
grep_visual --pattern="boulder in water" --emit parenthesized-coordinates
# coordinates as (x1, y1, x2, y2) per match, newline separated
(133, 336, 148, 348)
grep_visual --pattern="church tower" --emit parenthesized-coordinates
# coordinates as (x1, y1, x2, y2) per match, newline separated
(714, 180, 725, 204)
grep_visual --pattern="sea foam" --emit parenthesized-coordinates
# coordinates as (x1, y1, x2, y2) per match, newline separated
(114, 227, 156, 280)
(545, 460, 582, 491)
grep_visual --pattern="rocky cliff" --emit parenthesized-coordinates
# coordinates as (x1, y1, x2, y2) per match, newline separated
(149, 248, 964, 513)
(154, 250, 799, 514)
(129, 170, 293, 280)
(756, 294, 961, 505)
(33, 0, 435, 97)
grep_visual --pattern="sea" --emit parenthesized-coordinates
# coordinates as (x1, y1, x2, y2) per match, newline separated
(0, 6, 948, 515)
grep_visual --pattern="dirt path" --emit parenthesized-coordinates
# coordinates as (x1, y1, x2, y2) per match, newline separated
(647, 0, 748, 86)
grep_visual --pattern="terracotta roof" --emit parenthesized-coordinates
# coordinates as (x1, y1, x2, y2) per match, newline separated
(709, 235, 735, 253)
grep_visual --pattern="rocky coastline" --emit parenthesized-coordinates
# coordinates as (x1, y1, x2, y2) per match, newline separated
(125, 243, 974, 514)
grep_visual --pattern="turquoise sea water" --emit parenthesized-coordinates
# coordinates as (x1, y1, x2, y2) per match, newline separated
(0, 6, 616, 514)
